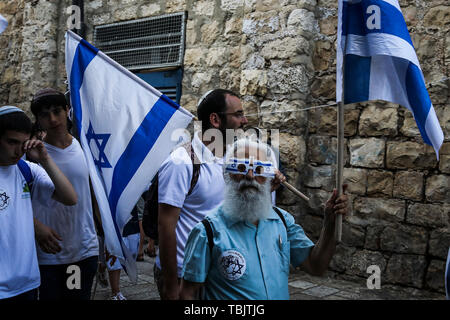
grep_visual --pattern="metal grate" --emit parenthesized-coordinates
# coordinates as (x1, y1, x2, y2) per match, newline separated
(93, 12, 186, 70)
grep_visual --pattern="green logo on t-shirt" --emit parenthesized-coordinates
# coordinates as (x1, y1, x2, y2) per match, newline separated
(22, 182, 31, 199)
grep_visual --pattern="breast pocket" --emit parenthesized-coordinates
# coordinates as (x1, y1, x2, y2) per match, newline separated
(277, 240, 291, 275)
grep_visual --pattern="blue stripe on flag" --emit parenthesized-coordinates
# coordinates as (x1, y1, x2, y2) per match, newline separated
(69, 39, 98, 138)
(342, 0, 413, 47)
(344, 54, 371, 103)
(405, 62, 432, 146)
(108, 95, 178, 218)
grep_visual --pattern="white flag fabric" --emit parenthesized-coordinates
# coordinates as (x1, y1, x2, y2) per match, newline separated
(337, 0, 443, 159)
(65, 30, 193, 282)
(0, 14, 8, 34)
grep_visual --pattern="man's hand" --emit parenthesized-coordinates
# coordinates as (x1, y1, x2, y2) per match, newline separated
(324, 184, 349, 224)
(271, 169, 286, 192)
(34, 219, 62, 254)
(23, 139, 50, 164)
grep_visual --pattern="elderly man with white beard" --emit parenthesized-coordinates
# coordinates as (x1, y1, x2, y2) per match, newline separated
(179, 138, 349, 300)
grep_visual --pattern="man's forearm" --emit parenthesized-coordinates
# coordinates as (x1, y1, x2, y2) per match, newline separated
(40, 155, 77, 205)
(308, 218, 337, 275)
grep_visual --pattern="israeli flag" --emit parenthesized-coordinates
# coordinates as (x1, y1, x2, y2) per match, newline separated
(65, 30, 193, 282)
(337, 0, 443, 159)
(0, 14, 8, 34)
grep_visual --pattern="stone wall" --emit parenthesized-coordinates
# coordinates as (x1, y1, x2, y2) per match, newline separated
(0, 0, 448, 293)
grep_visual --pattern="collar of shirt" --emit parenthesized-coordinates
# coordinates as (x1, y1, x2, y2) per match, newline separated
(192, 131, 224, 165)
(218, 206, 280, 228)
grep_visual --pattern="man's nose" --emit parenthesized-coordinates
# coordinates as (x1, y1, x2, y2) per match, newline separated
(245, 169, 255, 180)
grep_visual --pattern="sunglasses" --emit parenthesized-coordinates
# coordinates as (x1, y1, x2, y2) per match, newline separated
(224, 157, 275, 177)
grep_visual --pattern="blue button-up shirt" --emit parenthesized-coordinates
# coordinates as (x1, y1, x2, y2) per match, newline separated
(182, 206, 314, 300)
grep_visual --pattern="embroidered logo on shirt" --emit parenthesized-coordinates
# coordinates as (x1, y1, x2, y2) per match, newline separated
(218, 250, 246, 281)
(0, 189, 10, 210)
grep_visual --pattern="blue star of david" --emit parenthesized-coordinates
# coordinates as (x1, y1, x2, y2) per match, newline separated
(85, 122, 112, 172)
(0, 192, 9, 206)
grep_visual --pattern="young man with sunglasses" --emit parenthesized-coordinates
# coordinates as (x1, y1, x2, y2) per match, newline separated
(180, 138, 348, 300)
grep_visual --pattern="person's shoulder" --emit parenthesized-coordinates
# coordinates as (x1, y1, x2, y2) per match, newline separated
(273, 206, 295, 225)
(162, 143, 192, 168)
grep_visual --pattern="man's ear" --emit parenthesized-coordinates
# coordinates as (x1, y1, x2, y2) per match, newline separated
(209, 112, 221, 129)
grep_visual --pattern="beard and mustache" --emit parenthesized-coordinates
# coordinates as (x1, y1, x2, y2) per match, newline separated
(222, 174, 273, 225)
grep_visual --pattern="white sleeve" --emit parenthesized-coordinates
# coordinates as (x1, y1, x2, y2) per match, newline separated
(157, 148, 193, 209)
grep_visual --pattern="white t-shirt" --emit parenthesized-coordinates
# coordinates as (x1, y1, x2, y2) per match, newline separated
(0, 161, 54, 299)
(33, 138, 99, 265)
(156, 132, 225, 277)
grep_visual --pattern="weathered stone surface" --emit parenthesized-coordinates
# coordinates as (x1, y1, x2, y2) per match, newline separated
(393, 171, 424, 201)
(308, 136, 349, 165)
(260, 100, 308, 135)
(359, 105, 398, 136)
(400, 109, 421, 137)
(380, 225, 428, 254)
(287, 9, 319, 34)
(304, 188, 329, 215)
(423, 5, 450, 28)
(340, 223, 365, 248)
(313, 40, 333, 71)
(278, 132, 306, 168)
(240, 69, 268, 96)
(425, 175, 449, 202)
(200, 20, 221, 44)
(349, 138, 385, 168)
(304, 165, 335, 191)
(220, 0, 244, 12)
(194, 1, 215, 16)
(439, 155, 450, 173)
(308, 106, 360, 136)
(261, 37, 310, 60)
(267, 64, 310, 95)
(343, 168, 367, 195)
(429, 228, 450, 259)
(407, 203, 449, 228)
(385, 254, 427, 288)
(353, 197, 405, 223)
(329, 245, 357, 273)
(386, 141, 438, 169)
(347, 250, 387, 278)
(367, 170, 393, 197)
(426, 260, 446, 293)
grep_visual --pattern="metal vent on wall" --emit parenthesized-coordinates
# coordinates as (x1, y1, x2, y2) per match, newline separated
(93, 12, 186, 70)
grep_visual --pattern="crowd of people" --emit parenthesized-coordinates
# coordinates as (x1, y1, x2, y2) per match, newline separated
(0, 88, 349, 301)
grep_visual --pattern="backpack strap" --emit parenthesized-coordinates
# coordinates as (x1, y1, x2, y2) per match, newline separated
(186, 143, 201, 196)
(273, 206, 287, 230)
(201, 218, 214, 255)
(17, 159, 34, 192)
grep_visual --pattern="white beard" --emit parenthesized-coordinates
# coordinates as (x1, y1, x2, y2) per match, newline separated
(222, 174, 273, 224)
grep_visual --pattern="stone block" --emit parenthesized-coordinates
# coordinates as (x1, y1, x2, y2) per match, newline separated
(329, 245, 357, 273)
(429, 228, 450, 259)
(353, 197, 405, 223)
(261, 37, 310, 60)
(313, 40, 333, 71)
(240, 69, 268, 96)
(221, 0, 244, 12)
(386, 141, 438, 170)
(393, 171, 424, 201)
(303, 165, 335, 191)
(426, 260, 446, 293)
(303, 188, 329, 216)
(267, 64, 310, 95)
(200, 20, 221, 45)
(340, 223, 365, 248)
(423, 5, 450, 28)
(359, 104, 398, 136)
(349, 138, 385, 168)
(287, 8, 319, 34)
(343, 168, 367, 195)
(425, 175, 449, 202)
(367, 170, 393, 197)
(347, 249, 387, 278)
(278, 133, 306, 168)
(260, 100, 308, 135)
(385, 254, 427, 288)
(379, 224, 428, 255)
(400, 109, 421, 137)
(406, 203, 449, 228)
(308, 106, 359, 136)
(439, 155, 450, 173)
(193, 1, 215, 16)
